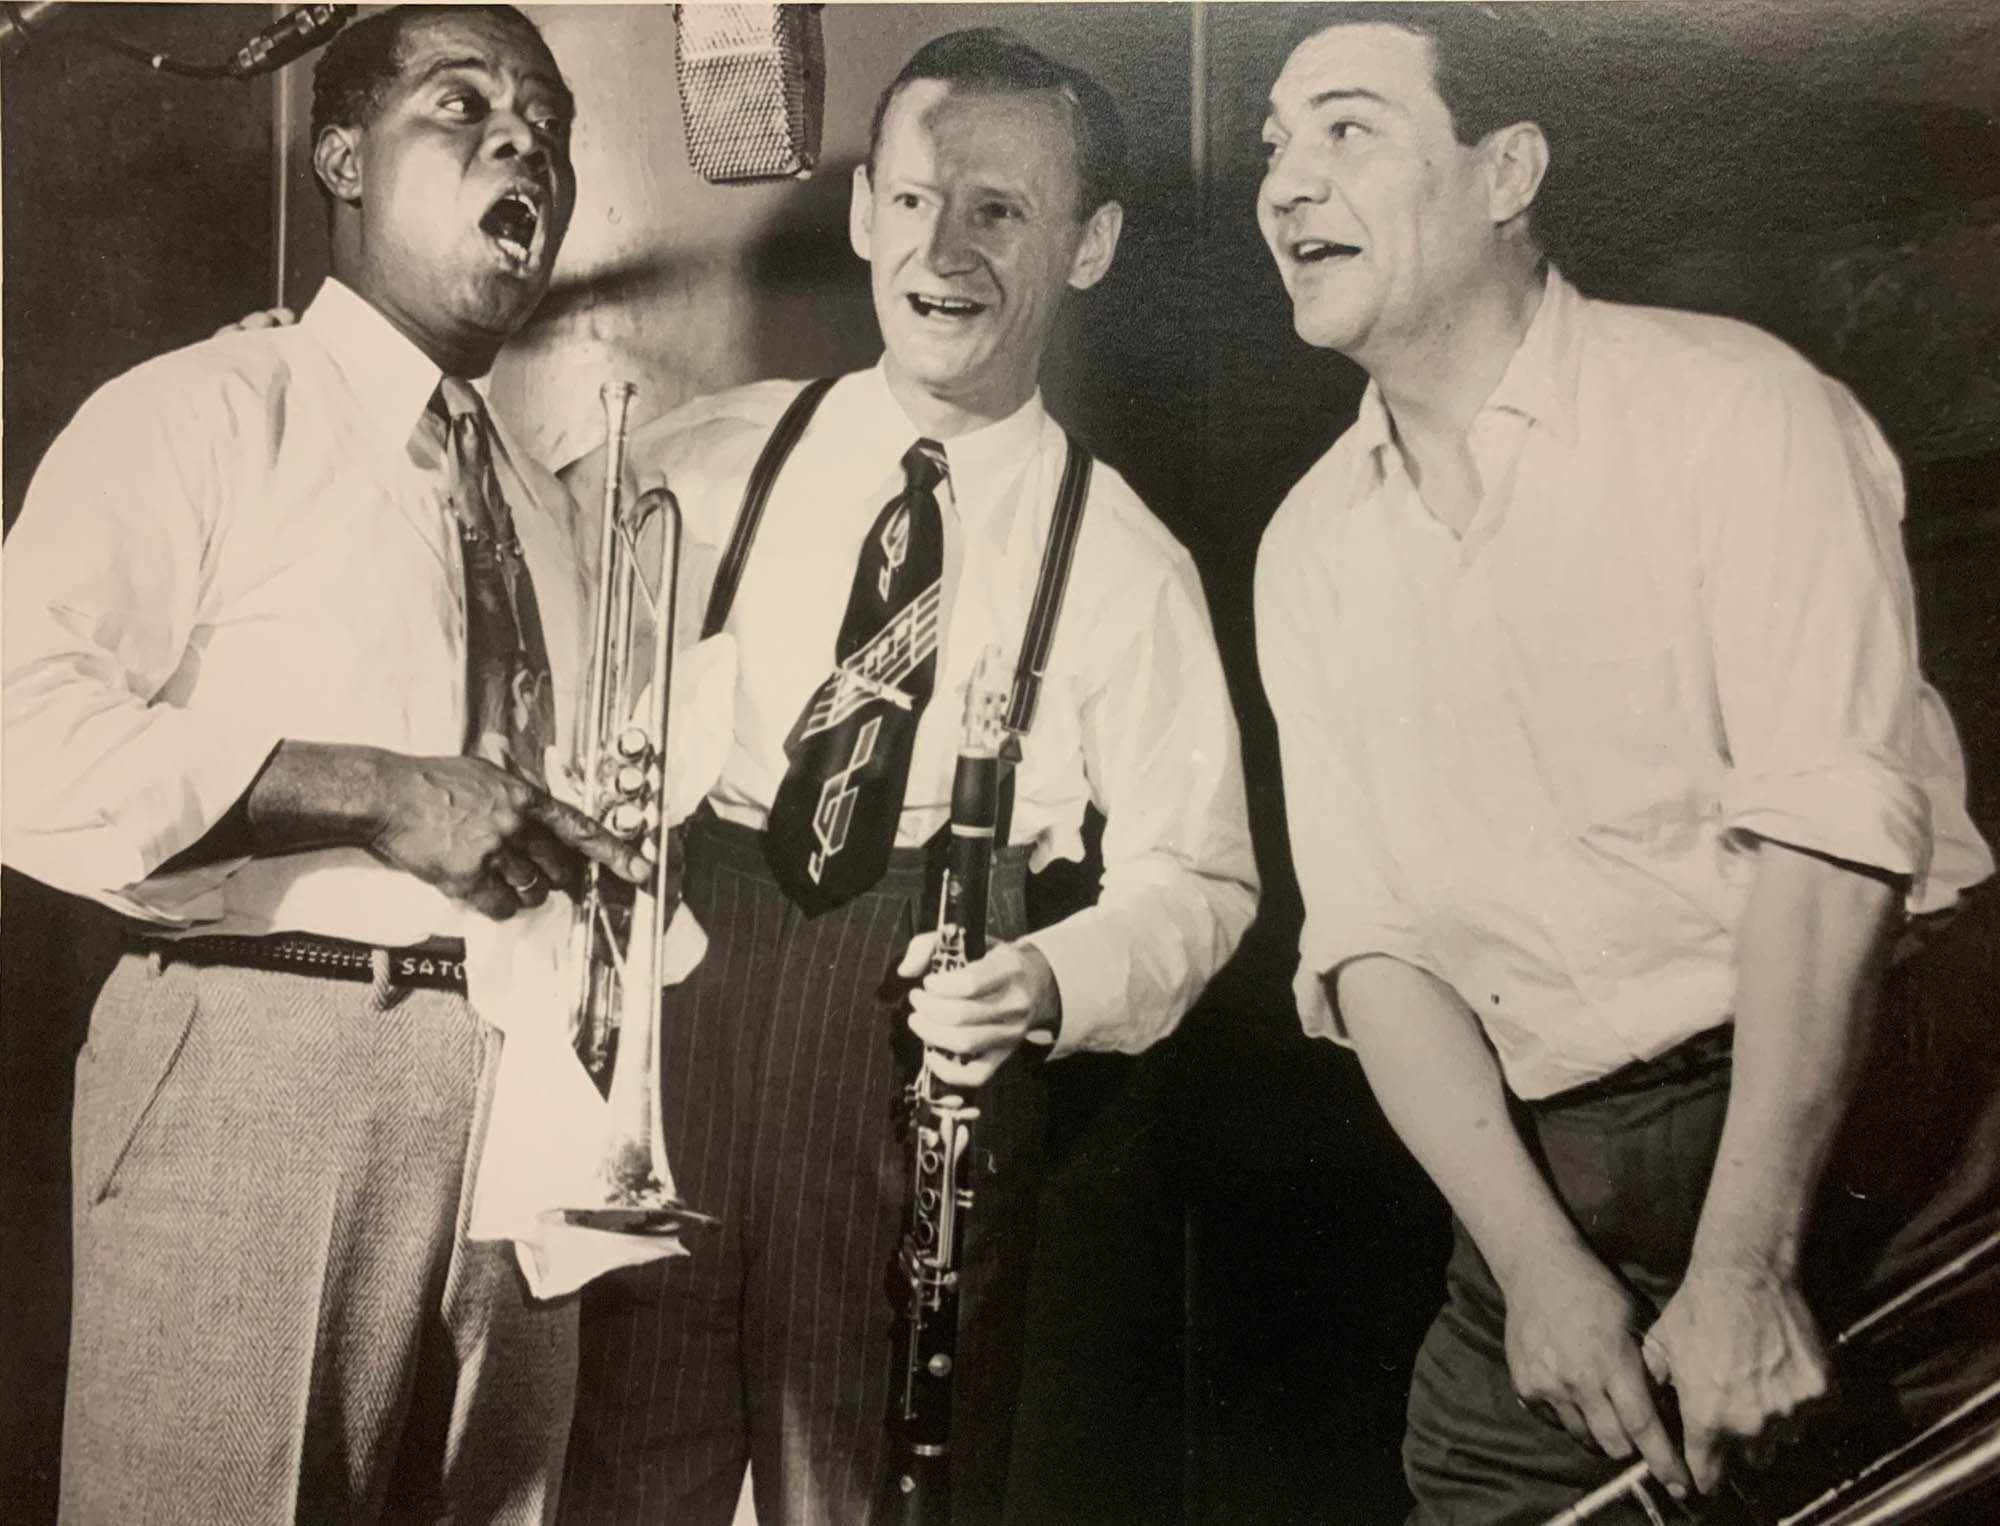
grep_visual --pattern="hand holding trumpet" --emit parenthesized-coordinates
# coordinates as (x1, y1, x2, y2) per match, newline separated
(365, 750, 653, 919)
(213, 739, 649, 921)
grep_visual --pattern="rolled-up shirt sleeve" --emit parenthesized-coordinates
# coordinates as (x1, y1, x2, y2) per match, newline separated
(1020, 549, 1258, 1058)
(1699, 362, 1941, 895)
(3, 376, 281, 918)
(1254, 523, 1437, 1042)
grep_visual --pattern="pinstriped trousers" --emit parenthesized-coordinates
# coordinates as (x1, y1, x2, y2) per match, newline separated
(561, 811, 1043, 1526)
(60, 954, 576, 1525)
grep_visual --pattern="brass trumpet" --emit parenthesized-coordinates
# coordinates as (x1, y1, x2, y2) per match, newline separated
(558, 380, 716, 1237)
(1540, 1227, 2000, 1526)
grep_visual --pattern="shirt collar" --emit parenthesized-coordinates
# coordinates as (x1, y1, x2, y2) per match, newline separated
(840, 359, 1048, 518)
(1347, 262, 1582, 495)
(300, 277, 447, 452)
(1481, 263, 1582, 446)
(1350, 378, 1397, 465)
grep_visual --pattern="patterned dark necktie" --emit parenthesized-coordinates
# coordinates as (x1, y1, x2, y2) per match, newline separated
(765, 439, 949, 914)
(437, 377, 556, 785)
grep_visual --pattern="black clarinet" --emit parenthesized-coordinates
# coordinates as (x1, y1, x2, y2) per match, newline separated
(887, 650, 1013, 1526)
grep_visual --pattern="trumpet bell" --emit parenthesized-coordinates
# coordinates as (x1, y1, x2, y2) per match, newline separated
(562, 1201, 723, 1237)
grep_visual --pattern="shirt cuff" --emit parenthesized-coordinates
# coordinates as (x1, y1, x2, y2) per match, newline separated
(7, 719, 282, 906)
(1720, 759, 1932, 893)
(1017, 915, 1142, 1059)
(1293, 959, 1348, 1045)
(104, 857, 255, 927)
(1294, 926, 1442, 1044)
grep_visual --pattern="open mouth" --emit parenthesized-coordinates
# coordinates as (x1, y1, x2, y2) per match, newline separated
(479, 188, 541, 266)
(907, 293, 986, 319)
(1291, 238, 1361, 264)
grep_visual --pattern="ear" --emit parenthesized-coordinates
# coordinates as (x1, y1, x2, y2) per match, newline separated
(1065, 199, 1124, 292)
(1484, 121, 1549, 228)
(848, 164, 875, 263)
(313, 124, 364, 207)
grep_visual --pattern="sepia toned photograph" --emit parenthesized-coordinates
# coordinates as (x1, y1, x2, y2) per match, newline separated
(3, 4, 1997, 1523)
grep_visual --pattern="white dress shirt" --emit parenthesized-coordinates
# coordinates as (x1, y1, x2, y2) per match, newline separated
(1256, 267, 1992, 1100)
(581, 362, 1258, 1058)
(3, 278, 585, 944)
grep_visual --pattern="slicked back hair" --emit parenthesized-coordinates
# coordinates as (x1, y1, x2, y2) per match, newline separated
(1293, 3, 1557, 146)
(865, 28, 1127, 219)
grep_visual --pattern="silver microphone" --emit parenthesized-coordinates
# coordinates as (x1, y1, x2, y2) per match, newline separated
(230, 3, 352, 79)
(673, 4, 824, 183)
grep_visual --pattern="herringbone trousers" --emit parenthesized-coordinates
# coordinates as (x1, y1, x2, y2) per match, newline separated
(60, 954, 576, 1524)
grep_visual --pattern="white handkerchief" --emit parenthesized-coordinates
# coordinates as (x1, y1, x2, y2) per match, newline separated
(465, 633, 738, 1299)
(465, 899, 689, 1298)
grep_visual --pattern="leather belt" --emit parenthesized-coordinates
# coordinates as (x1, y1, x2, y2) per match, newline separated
(1528, 1023, 1734, 1113)
(141, 931, 469, 993)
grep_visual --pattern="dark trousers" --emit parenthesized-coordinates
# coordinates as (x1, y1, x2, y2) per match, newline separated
(560, 811, 1042, 1526)
(1403, 910, 2000, 1526)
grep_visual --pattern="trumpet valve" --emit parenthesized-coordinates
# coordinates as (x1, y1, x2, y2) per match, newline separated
(606, 800, 658, 840)
(614, 726, 653, 762)
(613, 761, 653, 799)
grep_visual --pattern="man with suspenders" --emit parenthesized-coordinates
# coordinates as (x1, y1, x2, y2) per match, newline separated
(557, 29, 1257, 1526)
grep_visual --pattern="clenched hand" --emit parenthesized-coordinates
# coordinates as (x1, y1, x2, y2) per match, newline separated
(1643, 1260, 1829, 1494)
(897, 932, 1060, 1089)
(1502, 1238, 1694, 1501)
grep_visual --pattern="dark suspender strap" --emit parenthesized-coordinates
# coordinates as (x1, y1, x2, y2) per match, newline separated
(698, 394, 1087, 845)
(700, 375, 838, 639)
(1005, 431, 1092, 739)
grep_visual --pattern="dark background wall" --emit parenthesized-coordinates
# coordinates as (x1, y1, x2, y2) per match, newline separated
(2, 7, 278, 1519)
(5, 5, 1998, 1524)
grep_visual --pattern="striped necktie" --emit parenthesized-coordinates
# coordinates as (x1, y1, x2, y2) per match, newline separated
(437, 377, 556, 785)
(764, 438, 949, 913)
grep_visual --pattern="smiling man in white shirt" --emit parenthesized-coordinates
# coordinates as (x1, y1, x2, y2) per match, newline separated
(556, 28, 1256, 1526)
(1252, 7, 1999, 1524)
(2, 8, 648, 1521)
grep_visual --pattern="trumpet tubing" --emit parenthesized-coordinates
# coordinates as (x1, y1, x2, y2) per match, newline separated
(560, 380, 713, 1238)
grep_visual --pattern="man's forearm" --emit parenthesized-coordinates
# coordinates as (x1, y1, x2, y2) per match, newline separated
(1691, 839, 1901, 1277)
(1342, 956, 1697, 1482)
(159, 740, 644, 920)
(1336, 954, 1586, 1291)
(161, 740, 397, 871)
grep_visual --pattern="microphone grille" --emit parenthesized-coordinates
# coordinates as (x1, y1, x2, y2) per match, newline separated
(674, 4, 825, 184)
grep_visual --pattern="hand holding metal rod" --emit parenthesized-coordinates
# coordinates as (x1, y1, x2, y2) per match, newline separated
(1539, 1226, 2000, 1525)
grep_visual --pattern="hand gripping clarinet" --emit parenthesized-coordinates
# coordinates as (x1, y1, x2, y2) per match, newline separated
(887, 647, 1015, 1525)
